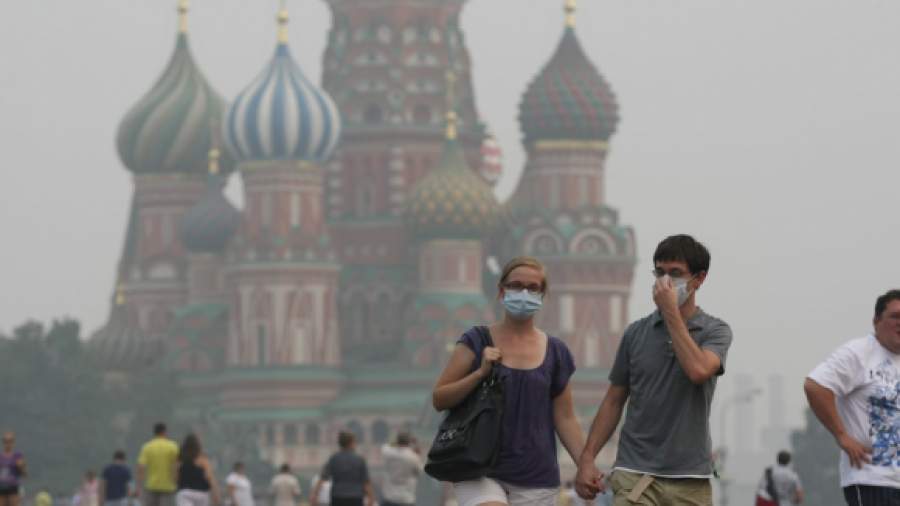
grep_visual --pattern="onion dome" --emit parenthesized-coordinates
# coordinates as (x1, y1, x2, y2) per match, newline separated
(180, 149, 240, 253)
(117, 1, 233, 175)
(224, 7, 341, 163)
(89, 289, 164, 371)
(518, 0, 619, 146)
(408, 93, 501, 239)
(479, 129, 503, 186)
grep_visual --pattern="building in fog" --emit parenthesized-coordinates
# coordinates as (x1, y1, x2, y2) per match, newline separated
(90, 0, 636, 473)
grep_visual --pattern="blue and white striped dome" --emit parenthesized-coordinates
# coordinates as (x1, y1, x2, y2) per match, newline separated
(224, 44, 341, 163)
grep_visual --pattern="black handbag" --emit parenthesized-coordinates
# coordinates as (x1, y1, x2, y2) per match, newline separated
(424, 327, 504, 482)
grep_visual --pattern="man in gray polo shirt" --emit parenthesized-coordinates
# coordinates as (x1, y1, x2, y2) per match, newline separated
(311, 432, 375, 506)
(575, 234, 733, 505)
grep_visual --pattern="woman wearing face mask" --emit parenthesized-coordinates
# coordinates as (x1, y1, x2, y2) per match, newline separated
(432, 256, 586, 506)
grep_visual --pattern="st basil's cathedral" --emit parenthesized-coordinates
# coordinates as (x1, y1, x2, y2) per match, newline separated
(90, 0, 637, 476)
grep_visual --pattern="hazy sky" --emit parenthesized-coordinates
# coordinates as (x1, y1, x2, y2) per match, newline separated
(2, 1, 899, 446)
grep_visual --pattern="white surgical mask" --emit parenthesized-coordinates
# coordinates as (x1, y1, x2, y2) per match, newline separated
(673, 277, 693, 306)
(502, 289, 543, 320)
(652, 276, 694, 306)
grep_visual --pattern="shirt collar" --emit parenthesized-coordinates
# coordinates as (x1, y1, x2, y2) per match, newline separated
(651, 308, 707, 331)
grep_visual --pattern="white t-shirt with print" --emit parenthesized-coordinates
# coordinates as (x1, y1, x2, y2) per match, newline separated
(808, 334, 900, 488)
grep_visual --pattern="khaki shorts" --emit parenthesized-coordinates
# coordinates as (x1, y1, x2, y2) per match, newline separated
(610, 470, 711, 506)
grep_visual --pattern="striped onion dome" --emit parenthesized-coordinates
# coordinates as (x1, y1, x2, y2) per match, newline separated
(224, 41, 341, 163)
(116, 33, 233, 175)
(407, 137, 502, 240)
(89, 302, 163, 371)
(180, 170, 240, 253)
(518, 24, 619, 146)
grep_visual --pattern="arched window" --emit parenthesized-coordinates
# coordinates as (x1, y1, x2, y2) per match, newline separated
(413, 104, 431, 125)
(305, 424, 320, 445)
(284, 424, 298, 445)
(265, 425, 276, 446)
(364, 104, 383, 125)
(533, 234, 561, 256)
(257, 325, 268, 365)
(347, 420, 366, 444)
(372, 420, 390, 444)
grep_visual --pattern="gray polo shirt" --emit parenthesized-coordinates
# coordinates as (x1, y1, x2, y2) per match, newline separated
(609, 309, 732, 477)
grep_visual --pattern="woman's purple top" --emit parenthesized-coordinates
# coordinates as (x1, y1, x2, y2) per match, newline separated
(458, 326, 576, 488)
(0, 451, 23, 487)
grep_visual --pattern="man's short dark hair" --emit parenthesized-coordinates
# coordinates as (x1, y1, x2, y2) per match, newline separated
(653, 235, 711, 275)
(875, 290, 900, 320)
(113, 450, 126, 461)
(338, 431, 355, 449)
(777, 450, 791, 465)
(233, 461, 244, 472)
(279, 463, 290, 473)
(153, 422, 166, 435)
(395, 432, 411, 446)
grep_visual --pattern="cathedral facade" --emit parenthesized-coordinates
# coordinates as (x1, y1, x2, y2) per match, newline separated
(91, 0, 636, 473)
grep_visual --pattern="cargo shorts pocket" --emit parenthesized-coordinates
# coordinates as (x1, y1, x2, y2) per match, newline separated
(609, 471, 655, 505)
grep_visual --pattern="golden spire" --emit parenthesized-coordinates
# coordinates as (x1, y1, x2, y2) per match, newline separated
(564, 0, 577, 28)
(115, 283, 125, 306)
(445, 71, 458, 141)
(277, 0, 289, 44)
(178, 0, 190, 34)
(208, 123, 221, 175)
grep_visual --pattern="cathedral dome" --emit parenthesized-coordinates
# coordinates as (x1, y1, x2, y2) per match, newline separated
(180, 151, 240, 253)
(89, 298, 163, 371)
(117, 5, 232, 175)
(407, 137, 502, 240)
(224, 9, 341, 163)
(518, 5, 618, 147)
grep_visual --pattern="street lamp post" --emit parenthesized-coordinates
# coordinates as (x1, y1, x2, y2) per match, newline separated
(717, 387, 762, 506)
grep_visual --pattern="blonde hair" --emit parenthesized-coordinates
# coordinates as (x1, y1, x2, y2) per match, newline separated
(497, 256, 548, 294)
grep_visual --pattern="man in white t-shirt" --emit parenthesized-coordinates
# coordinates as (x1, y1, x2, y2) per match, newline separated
(805, 289, 900, 505)
(269, 464, 300, 506)
(226, 462, 255, 506)
(754, 451, 803, 505)
(379, 433, 422, 506)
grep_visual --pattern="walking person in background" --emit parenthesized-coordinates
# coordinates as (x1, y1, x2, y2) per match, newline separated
(137, 423, 179, 506)
(100, 451, 133, 506)
(575, 235, 733, 505)
(226, 463, 254, 506)
(311, 432, 375, 506)
(269, 464, 300, 506)
(755, 451, 803, 506)
(175, 434, 220, 506)
(432, 256, 585, 506)
(0, 431, 26, 506)
(805, 289, 900, 505)
(75, 471, 100, 506)
(380, 432, 422, 506)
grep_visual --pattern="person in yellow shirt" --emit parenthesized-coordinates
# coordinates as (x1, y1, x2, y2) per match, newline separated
(137, 423, 179, 506)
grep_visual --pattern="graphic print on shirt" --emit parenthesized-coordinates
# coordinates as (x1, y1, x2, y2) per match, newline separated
(868, 358, 900, 467)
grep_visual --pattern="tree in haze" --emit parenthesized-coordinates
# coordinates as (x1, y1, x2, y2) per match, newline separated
(0, 319, 116, 495)
(791, 407, 843, 506)
(0, 318, 186, 496)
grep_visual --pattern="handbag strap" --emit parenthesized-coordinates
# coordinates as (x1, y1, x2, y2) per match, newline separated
(478, 326, 500, 383)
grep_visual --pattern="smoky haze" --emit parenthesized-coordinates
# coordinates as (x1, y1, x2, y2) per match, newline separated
(1, 0, 899, 491)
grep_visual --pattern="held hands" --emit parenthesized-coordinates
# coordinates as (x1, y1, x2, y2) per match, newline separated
(652, 275, 678, 312)
(478, 346, 502, 378)
(837, 433, 872, 469)
(574, 461, 605, 500)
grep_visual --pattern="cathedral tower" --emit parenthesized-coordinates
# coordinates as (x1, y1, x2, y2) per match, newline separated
(320, 0, 491, 362)
(223, 3, 343, 372)
(507, 0, 636, 403)
(113, 0, 232, 337)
